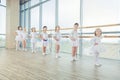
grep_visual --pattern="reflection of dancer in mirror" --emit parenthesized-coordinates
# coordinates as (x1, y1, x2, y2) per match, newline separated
(54, 26, 61, 58)
(69, 23, 79, 61)
(22, 27, 28, 51)
(40, 26, 48, 56)
(30, 27, 37, 53)
(90, 28, 105, 66)
(15, 26, 23, 51)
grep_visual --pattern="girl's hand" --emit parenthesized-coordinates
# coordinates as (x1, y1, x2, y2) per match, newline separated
(43, 39, 46, 41)
(71, 38, 75, 41)
(56, 39, 59, 41)
(94, 43, 98, 45)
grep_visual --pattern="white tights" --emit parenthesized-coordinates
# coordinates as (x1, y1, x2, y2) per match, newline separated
(94, 52, 100, 64)
(16, 41, 21, 50)
(31, 42, 36, 52)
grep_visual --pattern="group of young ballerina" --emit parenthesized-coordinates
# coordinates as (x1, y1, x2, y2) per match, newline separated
(15, 23, 104, 66)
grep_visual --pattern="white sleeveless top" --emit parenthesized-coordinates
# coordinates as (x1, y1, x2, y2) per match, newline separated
(31, 32, 37, 39)
(41, 32, 48, 40)
(15, 30, 23, 41)
(22, 31, 28, 39)
(70, 31, 79, 40)
(54, 32, 61, 40)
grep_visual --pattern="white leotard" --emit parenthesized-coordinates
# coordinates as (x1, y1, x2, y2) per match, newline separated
(70, 31, 79, 47)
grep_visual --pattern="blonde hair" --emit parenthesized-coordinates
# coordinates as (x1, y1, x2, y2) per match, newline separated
(94, 28, 102, 36)
(31, 27, 36, 32)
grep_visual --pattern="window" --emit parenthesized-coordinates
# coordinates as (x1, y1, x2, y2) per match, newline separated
(25, 10, 29, 30)
(42, 0, 55, 30)
(0, 4, 6, 47)
(0, 7, 6, 34)
(21, 12, 25, 27)
(31, 0, 40, 6)
(30, 6, 40, 31)
(83, 0, 120, 26)
(0, 0, 6, 6)
(58, 0, 80, 29)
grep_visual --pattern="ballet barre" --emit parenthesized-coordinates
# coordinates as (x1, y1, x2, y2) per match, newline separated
(46, 35, 120, 38)
(38, 23, 120, 31)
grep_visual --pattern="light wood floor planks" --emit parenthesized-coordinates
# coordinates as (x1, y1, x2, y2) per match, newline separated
(0, 49, 119, 80)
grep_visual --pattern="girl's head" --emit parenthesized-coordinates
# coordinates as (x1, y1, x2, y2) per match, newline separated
(18, 26, 22, 30)
(31, 27, 36, 32)
(43, 26, 47, 32)
(94, 28, 102, 37)
(55, 25, 60, 32)
(73, 23, 79, 31)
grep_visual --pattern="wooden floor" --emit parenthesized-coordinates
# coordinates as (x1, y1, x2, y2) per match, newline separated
(0, 49, 119, 80)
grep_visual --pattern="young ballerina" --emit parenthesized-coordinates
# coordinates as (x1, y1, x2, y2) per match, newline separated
(30, 27, 37, 53)
(22, 27, 28, 51)
(90, 28, 104, 66)
(15, 26, 23, 51)
(69, 23, 79, 61)
(54, 26, 61, 58)
(40, 26, 48, 55)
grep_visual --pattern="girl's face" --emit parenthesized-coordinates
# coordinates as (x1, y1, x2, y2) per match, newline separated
(74, 25, 78, 31)
(19, 27, 22, 31)
(33, 28, 36, 32)
(56, 27, 60, 32)
(95, 29, 102, 37)
(43, 28, 47, 32)
(32, 28, 36, 32)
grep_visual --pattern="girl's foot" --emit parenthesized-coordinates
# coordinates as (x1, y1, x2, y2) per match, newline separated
(95, 63, 102, 67)
(42, 53, 45, 56)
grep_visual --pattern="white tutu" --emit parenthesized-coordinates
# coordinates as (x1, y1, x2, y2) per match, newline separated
(90, 36, 105, 54)
(22, 32, 28, 40)
(15, 30, 22, 41)
(15, 36, 22, 41)
(55, 41, 60, 45)
(54, 32, 61, 45)
(71, 40, 79, 47)
(30, 32, 37, 43)
(31, 38, 37, 43)
(90, 44, 105, 54)
(42, 40, 48, 47)
(69, 31, 79, 47)
(41, 32, 48, 47)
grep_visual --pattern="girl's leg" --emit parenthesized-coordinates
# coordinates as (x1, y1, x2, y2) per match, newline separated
(74, 47, 78, 59)
(22, 40, 25, 50)
(24, 40, 27, 51)
(31, 43, 33, 52)
(44, 46, 46, 53)
(18, 41, 21, 50)
(56, 44, 60, 58)
(72, 47, 76, 60)
(56, 45, 60, 53)
(16, 41, 18, 50)
(95, 52, 100, 65)
(43, 46, 45, 55)
(42, 46, 46, 55)
(42, 41, 47, 55)
(33, 42, 36, 53)
(32, 42, 35, 53)
(23, 40, 27, 51)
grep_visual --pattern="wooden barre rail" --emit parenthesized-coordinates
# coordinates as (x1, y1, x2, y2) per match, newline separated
(62, 36, 120, 38)
(39, 23, 120, 31)
(48, 35, 120, 38)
